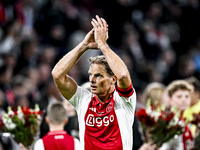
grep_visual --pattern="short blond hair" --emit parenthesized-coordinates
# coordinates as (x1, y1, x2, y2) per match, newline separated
(47, 101, 67, 125)
(167, 80, 194, 97)
(143, 82, 165, 106)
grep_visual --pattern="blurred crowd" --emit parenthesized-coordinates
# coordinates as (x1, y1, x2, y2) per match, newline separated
(0, 0, 200, 111)
(0, 0, 200, 149)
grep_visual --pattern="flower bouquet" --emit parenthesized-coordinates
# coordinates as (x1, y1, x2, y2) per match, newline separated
(190, 112, 200, 149)
(0, 104, 42, 148)
(135, 100, 186, 147)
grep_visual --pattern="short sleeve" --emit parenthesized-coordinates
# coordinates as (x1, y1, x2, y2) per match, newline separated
(33, 139, 45, 150)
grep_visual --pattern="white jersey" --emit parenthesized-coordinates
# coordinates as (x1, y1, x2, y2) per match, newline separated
(68, 85, 136, 150)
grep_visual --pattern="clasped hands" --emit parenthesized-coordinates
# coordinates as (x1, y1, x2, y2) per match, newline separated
(83, 15, 108, 50)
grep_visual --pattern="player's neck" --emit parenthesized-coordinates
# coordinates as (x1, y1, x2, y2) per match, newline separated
(97, 97, 108, 104)
(49, 124, 65, 132)
(96, 87, 114, 104)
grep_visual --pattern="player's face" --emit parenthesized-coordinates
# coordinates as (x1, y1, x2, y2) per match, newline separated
(88, 63, 112, 95)
(169, 89, 191, 112)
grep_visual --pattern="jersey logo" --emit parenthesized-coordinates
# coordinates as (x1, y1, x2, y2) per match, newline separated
(86, 114, 114, 127)
(54, 135, 64, 139)
(106, 102, 113, 113)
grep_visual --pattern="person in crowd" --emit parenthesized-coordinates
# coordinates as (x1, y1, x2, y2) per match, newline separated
(142, 82, 166, 106)
(0, 63, 15, 107)
(33, 101, 80, 150)
(52, 15, 136, 150)
(159, 80, 194, 150)
(133, 82, 166, 150)
(184, 76, 200, 138)
(184, 76, 200, 121)
(14, 37, 38, 76)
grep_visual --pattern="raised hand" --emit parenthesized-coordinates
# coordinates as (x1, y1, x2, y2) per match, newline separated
(91, 15, 109, 48)
(82, 29, 98, 49)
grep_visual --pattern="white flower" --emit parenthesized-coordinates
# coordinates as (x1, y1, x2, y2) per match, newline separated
(178, 120, 185, 127)
(168, 115, 179, 128)
(7, 107, 14, 116)
(2, 117, 8, 124)
(17, 106, 25, 124)
(7, 118, 13, 124)
(2, 112, 16, 130)
(2, 111, 9, 124)
(146, 106, 152, 115)
(37, 114, 41, 120)
(2, 111, 8, 118)
(34, 104, 40, 112)
(151, 111, 161, 121)
(171, 106, 178, 113)
(5, 122, 16, 130)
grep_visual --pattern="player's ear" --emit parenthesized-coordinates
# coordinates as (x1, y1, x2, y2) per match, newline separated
(45, 116, 50, 124)
(64, 118, 68, 125)
(111, 75, 117, 84)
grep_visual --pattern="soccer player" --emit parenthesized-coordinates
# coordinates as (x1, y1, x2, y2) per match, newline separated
(33, 102, 80, 150)
(52, 15, 136, 150)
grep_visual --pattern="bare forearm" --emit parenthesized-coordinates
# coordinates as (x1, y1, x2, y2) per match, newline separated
(51, 28, 97, 99)
(99, 43, 131, 87)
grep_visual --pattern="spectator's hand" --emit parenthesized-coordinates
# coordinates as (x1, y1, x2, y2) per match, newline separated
(91, 15, 108, 48)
